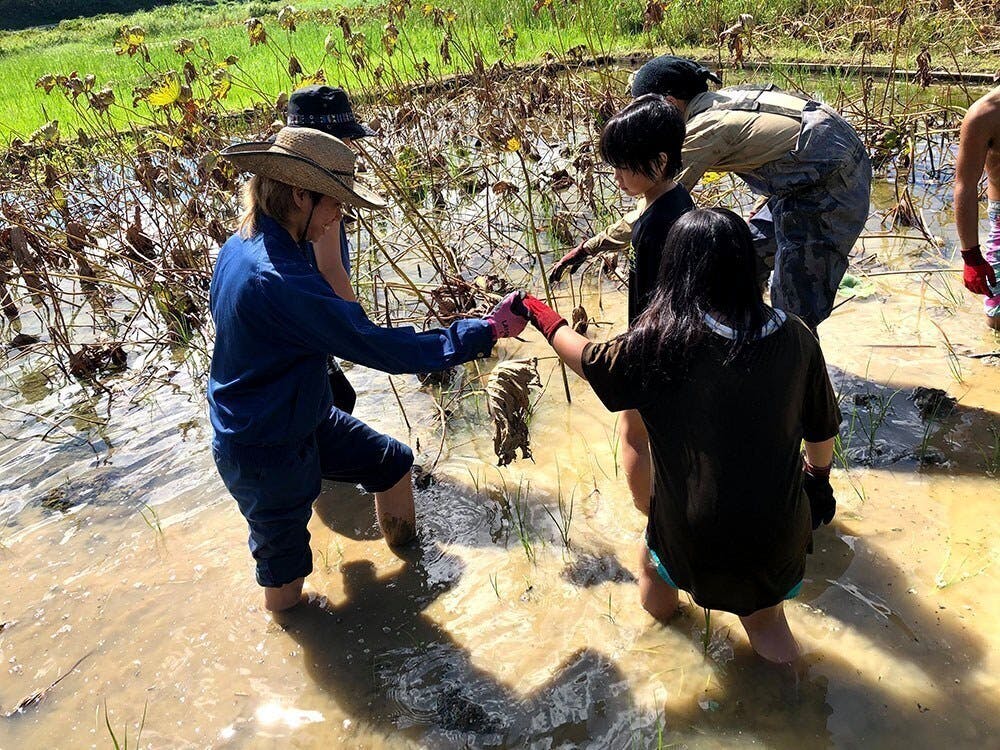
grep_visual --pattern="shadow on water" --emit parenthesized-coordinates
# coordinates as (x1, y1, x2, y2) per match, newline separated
(830, 366, 1000, 474)
(648, 525, 998, 746)
(658, 642, 999, 748)
(277, 546, 643, 748)
(314, 477, 638, 588)
(302, 363, 999, 747)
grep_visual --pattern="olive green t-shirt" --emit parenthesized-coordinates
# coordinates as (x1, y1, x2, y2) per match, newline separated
(581, 312, 841, 615)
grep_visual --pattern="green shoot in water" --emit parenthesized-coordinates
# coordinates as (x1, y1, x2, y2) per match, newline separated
(506, 476, 534, 565)
(100, 698, 147, 750)
(702, 608, 712, 655)
(489, 572, 501, 599)
(541, 465, 575, 552)
(138, 502, 164, 544)
(602, 591, 615, 624)
(978, 422, 1000, 475)
(929, 319, 965, 384)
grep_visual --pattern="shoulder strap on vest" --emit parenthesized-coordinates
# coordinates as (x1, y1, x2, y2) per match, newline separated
(691, 85, 812, 121)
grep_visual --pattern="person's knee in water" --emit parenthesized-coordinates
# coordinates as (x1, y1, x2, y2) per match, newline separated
(208, 127, 527, 610)
(516, 208, 841, 663)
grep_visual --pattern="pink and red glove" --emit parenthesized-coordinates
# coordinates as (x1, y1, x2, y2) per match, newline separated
(486, 291, 529, 341)
(516, 294, 568, 342)
(961, 246, 998, 295)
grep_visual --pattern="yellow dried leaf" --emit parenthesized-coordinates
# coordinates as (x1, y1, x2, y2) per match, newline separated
(245, 17, 267, 47)
(151, 130, 184, 148)
(211, 68, 232, 100)
(144, 72, 181, 107)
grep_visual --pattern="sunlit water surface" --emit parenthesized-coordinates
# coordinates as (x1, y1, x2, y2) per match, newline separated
(2, 118, 999, 750)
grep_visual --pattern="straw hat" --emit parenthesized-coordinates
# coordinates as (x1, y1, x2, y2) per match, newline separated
(220, 127, 386, 210)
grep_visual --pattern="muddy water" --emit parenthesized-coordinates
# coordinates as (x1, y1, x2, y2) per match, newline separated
(3, 161, 1000, 749)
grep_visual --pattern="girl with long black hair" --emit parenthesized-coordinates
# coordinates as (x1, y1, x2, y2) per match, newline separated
(517, 208, 841, 662)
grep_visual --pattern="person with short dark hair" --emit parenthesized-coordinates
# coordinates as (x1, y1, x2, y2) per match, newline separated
(551, 56, 873, 332)
(515, 208, 841, 663)
(286, 85, 378, 413)
(595, 94, 694, 515)
(599, 94, 692, 323)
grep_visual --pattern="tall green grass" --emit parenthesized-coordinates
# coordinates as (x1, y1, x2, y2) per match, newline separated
(0, 0, 994, 139)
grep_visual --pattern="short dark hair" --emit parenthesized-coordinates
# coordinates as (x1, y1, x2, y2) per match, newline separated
(598, 94, 685, 182)
(626, 208, 776, 376)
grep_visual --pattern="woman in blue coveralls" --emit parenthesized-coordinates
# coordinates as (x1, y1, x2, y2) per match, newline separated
(209, 127, 527, 611)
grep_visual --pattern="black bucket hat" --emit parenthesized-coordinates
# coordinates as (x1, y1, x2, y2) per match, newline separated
(630, 56, 723, 101)
(287, 85, 377, 140)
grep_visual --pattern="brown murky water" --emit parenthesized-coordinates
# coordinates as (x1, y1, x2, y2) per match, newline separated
(3, 125, 1000, 749)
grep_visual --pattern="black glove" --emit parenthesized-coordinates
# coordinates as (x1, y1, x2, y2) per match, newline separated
(548, 241, 589, 283)
(803, 464, 835, 530)
(328, 357, 357, 414)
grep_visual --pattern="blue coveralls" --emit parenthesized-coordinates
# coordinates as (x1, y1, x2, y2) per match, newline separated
(208, 214, 494, 586)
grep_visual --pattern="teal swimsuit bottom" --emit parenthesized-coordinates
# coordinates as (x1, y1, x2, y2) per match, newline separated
(646, 542, 803, 601)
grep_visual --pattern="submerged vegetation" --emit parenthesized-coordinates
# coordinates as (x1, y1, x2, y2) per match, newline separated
(0, 2, 996, 476)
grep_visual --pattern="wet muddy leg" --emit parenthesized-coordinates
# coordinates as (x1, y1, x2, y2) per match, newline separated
(739, 602, 800, 664)
(638, 541, 679, 622)
(375, 470, 417, 546)
(620, 409, 652, 515)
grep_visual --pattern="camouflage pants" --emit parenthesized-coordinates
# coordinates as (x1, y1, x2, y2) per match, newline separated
(744, 103, 873, 330)
(985, 200, 1000, 318)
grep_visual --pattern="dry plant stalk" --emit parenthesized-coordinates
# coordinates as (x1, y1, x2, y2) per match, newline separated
(486, 358, 541, 467)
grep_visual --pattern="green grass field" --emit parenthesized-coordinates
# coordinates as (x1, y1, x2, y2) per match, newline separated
(0, 0, 995, 140)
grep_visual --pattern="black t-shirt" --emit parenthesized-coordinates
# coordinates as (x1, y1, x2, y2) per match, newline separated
(628, 184, 695, 323)
(581, 312, 842, 616)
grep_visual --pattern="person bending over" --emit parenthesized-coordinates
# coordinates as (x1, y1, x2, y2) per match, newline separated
(552, 56, 872, 332)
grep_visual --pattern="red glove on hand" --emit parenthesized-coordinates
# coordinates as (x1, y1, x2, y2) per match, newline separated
(961, 246, 998, 295)
(548, 241, 588, 283)
(516, 294, 567, 342)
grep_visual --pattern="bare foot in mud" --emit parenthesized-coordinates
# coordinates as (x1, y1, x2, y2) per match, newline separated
(739, 603, 801, 664)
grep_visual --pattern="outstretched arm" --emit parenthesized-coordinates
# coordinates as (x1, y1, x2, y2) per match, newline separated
(516, 294, 585, 374)
(549, 325, 588, 378)
(549, 203, 645, 283)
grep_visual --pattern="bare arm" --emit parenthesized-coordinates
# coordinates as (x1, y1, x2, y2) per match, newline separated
(804, 437, 835, 468)
(548, 324, 589, 378)
(313, 219, 357, 302)
(954, 106, 991, 250)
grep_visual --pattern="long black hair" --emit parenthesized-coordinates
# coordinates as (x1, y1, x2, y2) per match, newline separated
(626, 208, 777, 375)
(599, 94, 685, 182)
